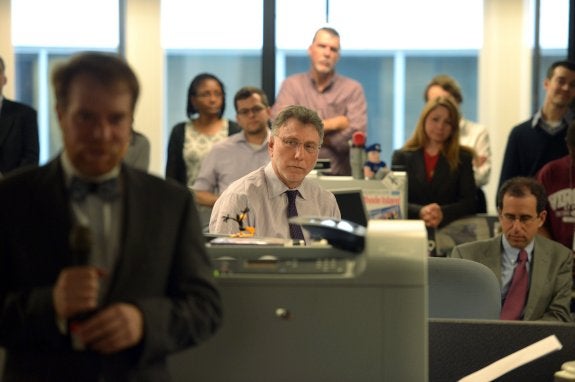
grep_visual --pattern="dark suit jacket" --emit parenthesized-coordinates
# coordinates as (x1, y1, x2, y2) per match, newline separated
(0, 98, 39, 175)
(450, 235, 573, 322)
(391, 148, 476, 227)
(0, 158, 222, 381)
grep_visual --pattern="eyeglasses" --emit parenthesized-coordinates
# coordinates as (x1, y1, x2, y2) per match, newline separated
(237, 105, 266, 116)
(500, 213, 539, 225)
(278, 137, 320, 154)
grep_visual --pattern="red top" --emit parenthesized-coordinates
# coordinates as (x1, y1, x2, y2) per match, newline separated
(424, 151, 439, 182)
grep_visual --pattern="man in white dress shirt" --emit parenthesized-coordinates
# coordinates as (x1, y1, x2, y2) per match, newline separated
(209, 105, 340, 241)
(192, 86, 272, 208)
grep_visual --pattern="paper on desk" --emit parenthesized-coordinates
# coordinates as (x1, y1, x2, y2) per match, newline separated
(209, 237, 296, 246)
(459, 334, 562, 382)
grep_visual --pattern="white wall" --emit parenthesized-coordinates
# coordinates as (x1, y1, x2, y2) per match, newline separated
(479, 0, 533, 213)
(0, 0, 14, 97)
(125, 0, 164, 176)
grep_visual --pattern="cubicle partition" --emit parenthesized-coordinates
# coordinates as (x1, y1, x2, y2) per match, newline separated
(430, 319, 575, 381)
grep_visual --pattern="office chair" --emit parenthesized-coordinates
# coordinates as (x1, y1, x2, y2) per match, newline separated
(428, 257, 501, 319)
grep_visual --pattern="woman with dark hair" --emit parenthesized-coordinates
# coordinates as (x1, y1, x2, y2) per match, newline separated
(166, 73, 241, 187)
(392, 96, 476, 229)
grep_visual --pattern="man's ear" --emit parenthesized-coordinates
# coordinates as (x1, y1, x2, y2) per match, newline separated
(543, 77, 551, 92)
(268, 136, 275, 154)
(538, 210, 547, 227)
(55, 103, 63, 121)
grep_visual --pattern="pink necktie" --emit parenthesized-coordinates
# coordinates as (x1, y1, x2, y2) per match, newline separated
(500, 250, 529, 320)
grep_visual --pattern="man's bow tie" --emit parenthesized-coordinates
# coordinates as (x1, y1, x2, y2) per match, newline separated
(70, 177, 120, 202)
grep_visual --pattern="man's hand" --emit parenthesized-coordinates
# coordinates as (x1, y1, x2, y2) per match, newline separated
(419, 203, 443, 228)
(194, 190, 219, 208)
(364, 166, 375, 179)
(72, 303, 144, 354)
(53, 266, 104, 320)
(322, 115, 349, 132)
(473, 155, 487, 168)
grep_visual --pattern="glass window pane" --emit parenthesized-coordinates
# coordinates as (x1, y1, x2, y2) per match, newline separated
(539, 0, 569, 49)
(162, 0, 262, 49)
(275, 0, 482, 163)
(164, 53, 262, 132)
(12, 0, 118, 48)
(162, 0, 263, 142)
(404, 55, 479, 142)
(537, 0, 569, 108)
(12, 0, 119, 163)
(329, 0, 482, 50)
(275, 0, 326, 49)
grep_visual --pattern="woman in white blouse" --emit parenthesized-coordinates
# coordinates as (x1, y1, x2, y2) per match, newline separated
(166, 73, 241, 187)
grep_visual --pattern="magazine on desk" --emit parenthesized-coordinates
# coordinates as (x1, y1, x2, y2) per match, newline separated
(362, 172, 406, 219)
(309, 171, 407, 222)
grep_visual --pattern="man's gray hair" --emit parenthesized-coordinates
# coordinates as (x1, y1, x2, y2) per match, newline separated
(312, 27, 340, 42)
(271, 105, 324, 143)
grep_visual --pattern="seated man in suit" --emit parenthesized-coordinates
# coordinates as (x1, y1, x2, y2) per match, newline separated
(450, 177, 572, 322)
(0, 55, 39, 177)
(0, 52, 222, 381)
(209, 105, 340, 242)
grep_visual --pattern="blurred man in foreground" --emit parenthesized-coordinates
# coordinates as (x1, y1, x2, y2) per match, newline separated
(0, 52, 222, 381)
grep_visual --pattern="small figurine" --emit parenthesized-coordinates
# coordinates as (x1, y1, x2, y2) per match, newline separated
(222, 207, 255, 237)
(363, 143, 388, 180)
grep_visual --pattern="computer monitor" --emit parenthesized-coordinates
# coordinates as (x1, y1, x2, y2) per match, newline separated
(314, 158, 331, 170)
(331, 188, 368, 227)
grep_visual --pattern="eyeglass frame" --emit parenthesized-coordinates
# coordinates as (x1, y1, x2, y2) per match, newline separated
(237, 105, 267, 116)
(276, 136, 321, 154)
(499, 212, 541, 225)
